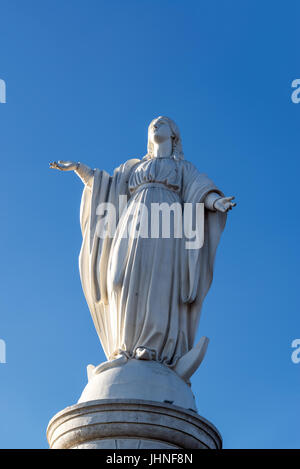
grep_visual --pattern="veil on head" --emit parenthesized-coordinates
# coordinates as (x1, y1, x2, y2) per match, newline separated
(144, 116, 184, 160)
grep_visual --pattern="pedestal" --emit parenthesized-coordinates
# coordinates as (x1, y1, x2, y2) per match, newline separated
(47, 399, 222, 449)
(47, 359, 222, 449)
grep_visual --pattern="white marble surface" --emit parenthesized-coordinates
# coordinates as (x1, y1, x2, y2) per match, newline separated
(78, 359, 197, 411)
(50, 116, 235, 381)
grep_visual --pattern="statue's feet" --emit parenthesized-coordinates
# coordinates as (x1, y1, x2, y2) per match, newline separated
(87, 354, 128, 381)
(135, 347, 156, 360)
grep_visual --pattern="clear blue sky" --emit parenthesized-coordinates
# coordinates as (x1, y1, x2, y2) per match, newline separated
(0, 0, 299, 449)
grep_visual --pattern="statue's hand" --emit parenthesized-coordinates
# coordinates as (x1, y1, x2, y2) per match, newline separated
(214, 196, 236, 213)
(49, 160, 78, 171)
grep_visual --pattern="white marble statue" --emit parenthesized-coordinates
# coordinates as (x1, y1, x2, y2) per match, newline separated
(50, 116, 235, 382)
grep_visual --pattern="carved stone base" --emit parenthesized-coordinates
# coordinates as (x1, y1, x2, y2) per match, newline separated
(47, 399, 222, 449)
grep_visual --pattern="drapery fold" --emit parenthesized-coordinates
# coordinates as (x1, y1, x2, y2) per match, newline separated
(79, 157, 226, 364)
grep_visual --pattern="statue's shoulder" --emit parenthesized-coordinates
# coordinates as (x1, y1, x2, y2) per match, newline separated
(112, 158, 140, 180)
(117, 157, 140, 172)
(181, 159, 195, 168)
(180, 159, 213, 184)
(124, 157, 141, 169)
(180, 159, 200, 174)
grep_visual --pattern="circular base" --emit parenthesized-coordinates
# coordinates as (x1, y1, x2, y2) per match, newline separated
(78, 359, 197, 411)
(47, 399, 222, 449)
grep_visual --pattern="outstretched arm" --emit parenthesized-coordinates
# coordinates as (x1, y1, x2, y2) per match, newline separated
(49, 160, 94, 188)
(205, 191, 236, 213)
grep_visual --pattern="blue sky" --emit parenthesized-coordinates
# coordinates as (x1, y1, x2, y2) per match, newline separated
(0, 0, 299, 449)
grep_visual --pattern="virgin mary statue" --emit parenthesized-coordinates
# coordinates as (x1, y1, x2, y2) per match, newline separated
(50, 116, 235, 382)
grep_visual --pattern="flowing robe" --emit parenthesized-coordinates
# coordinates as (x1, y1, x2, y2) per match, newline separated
(79, 157, 226, 367)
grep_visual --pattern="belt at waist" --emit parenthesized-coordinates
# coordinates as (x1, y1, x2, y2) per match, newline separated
(130, 182, 180, 195)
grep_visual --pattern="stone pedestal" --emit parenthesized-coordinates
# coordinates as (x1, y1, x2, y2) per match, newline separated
(47, 359, 222, 449)
(47, 399, 222, 449)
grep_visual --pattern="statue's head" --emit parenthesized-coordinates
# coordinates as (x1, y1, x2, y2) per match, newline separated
(145, 116, 184, 160)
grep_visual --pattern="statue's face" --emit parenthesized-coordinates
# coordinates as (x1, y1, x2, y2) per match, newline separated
(149, 118, 173, 144)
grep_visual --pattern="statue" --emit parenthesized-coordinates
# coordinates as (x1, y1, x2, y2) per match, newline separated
(50, 116, 235, 383)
